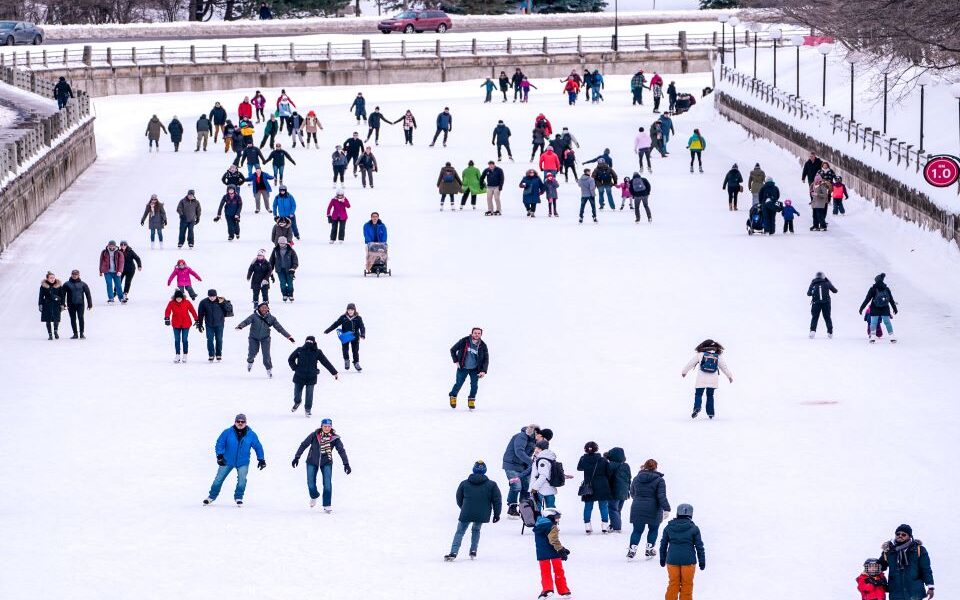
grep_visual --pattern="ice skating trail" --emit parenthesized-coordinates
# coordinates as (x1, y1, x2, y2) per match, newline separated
(0, 74, 956, 600)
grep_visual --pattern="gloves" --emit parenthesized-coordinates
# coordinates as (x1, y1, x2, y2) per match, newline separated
(194, 219, 200, 225)
(214, 216, 221, 222)
(344, 465, 352, 475)
(257, 459, 267, 470)
(699, 564, 706, 571)
(291, 458, 299, 468)
(196, 322, 204, 332)
(164, 317, 171, 326)
(558, 548, 570, 561)
(216, 454, 226, 466)
(288, 336, 295, 343)
(493, 515, 501, 523)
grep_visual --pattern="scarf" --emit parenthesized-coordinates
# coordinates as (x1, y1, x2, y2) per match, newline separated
(890, 538, 915, 569)
(317, 430, 336, 458)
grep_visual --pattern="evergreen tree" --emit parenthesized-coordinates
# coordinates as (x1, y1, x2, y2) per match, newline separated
(273, 0, 352, 16)
(533, 0, 607, 13)
(699, 0, 741, 8)
(442, 0, 514, 14)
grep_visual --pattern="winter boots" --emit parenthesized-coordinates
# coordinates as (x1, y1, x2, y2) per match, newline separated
(507, 503, 520, 519)
(444, 554, 457, 562)
(645, 543, 657, 558)
(353, 361, 362, 372)
(627, 545, 638, 559)
(449, 395, 457, 409)
(468, 398, 476, 411)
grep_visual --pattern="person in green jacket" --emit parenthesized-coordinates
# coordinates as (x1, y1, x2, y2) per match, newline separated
(686, 128, 706, 173)
(660, 503, 705, 600)
(460, 160, 486, 210)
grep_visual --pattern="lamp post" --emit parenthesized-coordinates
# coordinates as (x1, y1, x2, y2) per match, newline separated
(882, 69, 889, 133)
(791, 35, 804, 97)
(729, 16, 739, 68)
(770, 28, 782, 87)
(845, 52, 858, 121)
(951, 82, 960, 153)
(613, 0, 619, 51)
(918, 73, 932, 154)
(749, 24, 759, 78)
(818, 43, 833, 106)
(718, 14, 729, 66)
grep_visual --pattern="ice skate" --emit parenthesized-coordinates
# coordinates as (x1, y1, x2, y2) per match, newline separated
(585, 523, 593, 535)
(267, 369, 273, 378)
(809, 331, 816, 339)
(444, 554, 456, 562)
(468, 398, 476, 411)
(236, 499, 243, 506)
(202, 497, 214, 505)
(627, 545, 638, 559)
(247, 362, 253, 372)
(601, 522, 610, 534)
(310, 498, 317, 507)
(344, 359, 350, 370)
(645, 543, 657, 558)
(174, 354, 182, 363)
(353, 362, 362, 372)
(449, 395, 457, 409)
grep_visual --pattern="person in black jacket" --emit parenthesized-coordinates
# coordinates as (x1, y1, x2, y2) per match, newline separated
(269, 237, 298, 302)
(859, 273, 898, 343)
(221, 164, 246, 189)
(291, 418, 350, 510)
(62, 269, 92, 339)
(364, 107, 392, 145)
(287, 336, 338, 417)
(605, 447, 631, 533)
(480, 161, 505, 216)
(38, 271, 65, 340)
(239, 142, 267, 177)
(448, 328, 489, 410)
(759, 177, 782, 235)
(323, 302, 365, 371)
(444, 460, 503, 561)
(209, 102, 227, 142)
(53, 76, 73, 109)
(577, 441, 613, 534)
(264, 143, 295, 185)
(168, 116, 184, 152)
(491, 120, 513, 161)
(628, 458, 671, 559)
(721, 163, 743, 210)
(629, 171, 652, 223)
(196, 289, 228, 361)
(246, 250, 274, 308)
(118, 241, 142, 299)
(342, 132, 364, 176)
(801, 152, 823, 190)
(807, 272, 838, 338)
(357, 147, 378, 189)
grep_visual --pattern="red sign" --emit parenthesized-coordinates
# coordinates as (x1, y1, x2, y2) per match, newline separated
(923, 155, 960, 187)
(804, 36, 835, 46)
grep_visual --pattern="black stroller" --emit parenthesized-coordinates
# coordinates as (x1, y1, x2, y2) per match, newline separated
(673, 93, 696, 115)
(746, 204, 764, 235)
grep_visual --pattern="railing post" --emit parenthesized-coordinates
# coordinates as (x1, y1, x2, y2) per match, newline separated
(577, 35, 582, 54)
(290, 42, 296, 60)
(82, 45, 92, 66)
(25, 51, 31, 68)
(327, 42, 332, 59)
(644, 33, 650, 49)
(712, 31, 717, 46)
(253, 44, 260, 62)
(401, 40, 406, 58)
(190, 45, 196, 63)
(159, 46, 165, 64)
(507, 37, 512, 54)
(436, 39, 441, 57)
(543, 36, 548, 54)
(62, 48, 68, 66)
(471, 38, 477, 55)
(362, 39, 371, 59)
(42, 49, 47, 67)
(131, 46, 137, 64)
(222, 44, 228, 62)
(105, 47, 111, 66)
(679, 30, 687, 51)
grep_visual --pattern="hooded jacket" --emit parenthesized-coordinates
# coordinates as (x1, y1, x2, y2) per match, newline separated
(141, 201, 167, 229)
(288, 339, 337, 386)
(237, 309, 290, 340)
(164, 297, 198, 328)
(859, 275, 898, 317)
(456, 473, 503, 523)
(501, 426, 535, 471)
(529, 449, 559, 496)
(808, 276, 837, 305)
(748, 167, 766, 193)
(629, 469, 670, 522)
(437, 166, 462, 195)
(145, 116, 167, 141)
(606, 447, 631, 501)
(659, 516, 705, 568)
(38, 279, 64, 322)
(879, 538, 934, 600)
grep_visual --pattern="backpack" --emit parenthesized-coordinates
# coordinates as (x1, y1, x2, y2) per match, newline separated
(699, 351, 719, 373)
(442, 173, 455, 183)
(518, 497, 540, 534)
(873, 288, 891, 309)
(630, 177, 648, 195)
(222, 298, 234, 318)
(544, 458, 566, 488)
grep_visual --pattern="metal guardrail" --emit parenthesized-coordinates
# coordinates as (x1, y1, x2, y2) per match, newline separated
(0, 29, 806, 70)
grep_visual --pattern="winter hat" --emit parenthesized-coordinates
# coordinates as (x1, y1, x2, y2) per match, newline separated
(108, 240, 117, 246)
(71, 269, 80, 276)
(895, 524, 912, 537)
(754, 163, 760, 168)
(498, 120, 504, 124)
(732, 163, 738, 169)
(346, 302, 357, 311)
(336, 188, 344, 196)
(677, 504, 694, 517)
(784, 199, 792, 206)
(536, 427, 554, 441)
(119, 240, 128, 246)
(235, 413, 247, 422)
(472, 460, 487, 475)
(305, 335, 317, 347)
(257, 249, 266, 257)
(765, 176, 773, 183)
(536, 439, 550, 451)
(174, 289, 184, 299)
(278, 185, 288, 192)
(277, 236, 288, 246)
(207, 289, 217, 296)
(875, 273, 886, 284)
(321, 418, 333, 426)
(187, 189, 195, 196)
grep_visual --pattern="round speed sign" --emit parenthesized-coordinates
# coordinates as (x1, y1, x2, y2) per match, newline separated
(923, 155, 960, 188)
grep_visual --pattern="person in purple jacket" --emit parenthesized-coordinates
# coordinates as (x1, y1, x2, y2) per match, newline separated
(326, 189, 351, 244)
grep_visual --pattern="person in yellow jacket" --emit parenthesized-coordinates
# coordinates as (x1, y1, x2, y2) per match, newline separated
(686, 129, 706, 173)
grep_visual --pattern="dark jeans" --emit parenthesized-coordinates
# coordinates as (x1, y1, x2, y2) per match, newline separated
(629, 517, 661, 546)
(812, 207, 828, 229)
(450, 367, 479, 399)
(294, 381, 315, 411)
(121, 269, 136, 295)
(653, 96, 661, 111)
(404, 128, 413, 144)
(609, 499, 625, 531)
(329, 220, 346, 242)
(694, 387, 715, 416)
(347, 153, 360, 174)
(277, 269, 294, 297)
(150, 227, 164, 242)
(832, 199, 845, 215)
(177, 285, 197, 300)
(638, 147, 652, 168)
(252, 284, 269, 305)
(783, 219, 794, 233)
(634, 196, 651, 221)
(67, 304, 85, 335)
(811, 303, 833, 334)
(306, 462, 333, 505)
(496, 141, 512, 159)
(259, 132, 275, 149)
(178, 219, 195, 246)
(727, 189, 739, 209)
(689, 150, 702, 167)
(440, 193, 455, 205)
(432, 128, 450, 145)
(365, 126, 380, 143)
(579, 197, 597, 220)
(342, 338, 360, 362)
(632, 88, 643, 105)
(450, 521, 483, 555)
(255, 107, 265, 121)
(173, 327, 189, 354)
(531, 141, 544, 160)
(333, 166, 346, 183)
(460, 192, 477, 207)
(205, 324, 224, 357)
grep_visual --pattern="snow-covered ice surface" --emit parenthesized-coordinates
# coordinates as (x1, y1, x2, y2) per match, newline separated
(0, 75, 957, 600)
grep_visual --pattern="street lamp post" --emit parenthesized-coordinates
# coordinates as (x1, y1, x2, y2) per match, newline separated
(791, 35, 804, 97)
(613, 0, 619, 51)
(883, 71, 889, 133)
(729, 17, 739, 69)
(750, 24, 759, 78)
(918, 73, 932, 154)
(845, 52, 858, 121)
(951, 83, 960, 154)
(718, 14, 729, 66)
(818, 43, 833, 107)
(770, 29, 782, 87)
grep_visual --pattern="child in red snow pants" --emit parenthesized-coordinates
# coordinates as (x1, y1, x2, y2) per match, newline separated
(539, 558, 570, 595)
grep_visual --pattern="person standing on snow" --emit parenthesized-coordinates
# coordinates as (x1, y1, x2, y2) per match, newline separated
(531, 124, 548, 162)
(807, 272, 837, 339)
(520, 77, 538, 102)
(687, 129, 706, 173)
(208, 102, 227, 142)
(331, 145, 349, 186)
(38, 271, 64, 340)
(239, 141, 267, 177)
(238, 94, 253, 122)
(660, 504, 706, 600)
(118, 241, 142, 299)
(357, 146, 378, 189)
(245, 166, 273, 215)
(326, 189, 351, 244)
(202, 414, 265, 507)
(529, 439, 559, 509)
(324, 302, 365, 371)
(681, 339, 734, 419)
(810, 175, 832, 231)
(304, 111, 322, 149)
(444, 460, 503, 561)
(342, 132, 364, 177)
(858, 559, 889, 600)
(196, 289, 228, 362)
(480, 161, 505, 216)
(400, 110, 417, 145)
(519, 169, 545, 217)
(544, 172, 560, 217)
(481, 78, 496, 103)
(431, 107, 454, 147)
(168, 116, 184, 152)
(291, 418, 350, 511)
(782, 199, 801, 233)
(652, 82, 663, 113)
(721, 164, 743, 210)
(145, 115, 167, 152)
(236, 302, 294, 377)
(759, 177, 782, 235)
(605, 447, 631, 533)
(633, 127, 653, 174)
(176, 190, 201, 249)
(166, 258, 201, 300)
(437, 162, 462, 211)
(511, 68, 525, 102)
(832, 176, 850, 215)
(592, 160, 618, 211)
(365, 106, 390, 145)
(164, 288, 198, 363)
(630, 69, 647, 105)
(259, 115, 280, 150)
(349, 93, 367, 124)
(627, 458, 671, 559)
(221, 163, 246, 189)
(577, 441, 613, 534)
(269, 236, 299, 302)
(578, 168, 598, 224)
(246, 249, 274, 307)
(448, 327, 489, 411)
(98, 240, 126, 304)
(533, 508, 572, 599)
(747, 163, 766, 206)
(461, 160, 486, 210)
(276, 90, 296, 134)
(215, 185, 243, 241)
(859, 273, 898, 343)
(271, 184, 299, 239)
(879, 524, 935, 600)
(502, 425, 540, 516)
(563, 76, 580, 105)
(629, 171, 652, 224)
(263, 143, 295, 186)
(287, 336, 338, 417)
(801, 152, 823, 189)
(251, 90, 267, 122)
(140, 195, 167, 248)
(53, 76, 73, 109)
(498, 71, 510, 102)
(491, 120, 513, 162)
(195, 114, 212, 152)
(667, 81, 678, 112)
(62, 270, 92, 339)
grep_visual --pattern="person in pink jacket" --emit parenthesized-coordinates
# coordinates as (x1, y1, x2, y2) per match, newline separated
(327, 189, 351, 244)
(251, 91, 267, 122)
(167, 258, 202, 300)
(617, 176, 633, 211)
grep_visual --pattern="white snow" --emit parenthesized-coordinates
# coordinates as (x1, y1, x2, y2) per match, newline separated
(0, 74, 957, 600)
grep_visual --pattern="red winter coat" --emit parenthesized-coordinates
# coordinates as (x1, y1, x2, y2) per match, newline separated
(164, 298, 198, 329)
(535, 114, 552, 137)
(538, 150, 561, 171)
(650, 74, 663, 88)
(856, 573, 887, 600)
(99, 248, 125, 274)
(238, 101, 253, 120)
(564, 79, 580, 93)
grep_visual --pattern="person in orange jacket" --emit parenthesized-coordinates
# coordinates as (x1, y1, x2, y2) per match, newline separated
(164, 288, 198, 363)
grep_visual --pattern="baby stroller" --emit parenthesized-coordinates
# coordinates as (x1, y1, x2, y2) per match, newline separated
(746, 204, 764, 235)
(673, 93, 696, 115)
(364, 242, 391, 277)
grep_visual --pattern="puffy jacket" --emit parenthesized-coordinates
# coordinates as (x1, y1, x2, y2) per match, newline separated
(857, 573, 889, 600)
(239, 145, 265, 167)
(236, 310, 291, 340)
(287, 340, 337, 386)
(167, 265, 201, 287)
(294, 428, 349, 468)
(197, 297, 227, 328)
(238, 101, 253, 120)
(177, 197, 202, 223)
(480, 166, 505, 189)
(659, 516, 705, 568)
(533, 517, 564, 560)
(538, 150, 561, 171)
(456, 473, 503, 523)
(593, 165, 618, 187)
(721, 168, 743, 191)
(164, 298, 198, 328)
(209, 105, 227, 125)
(272, 192, 296, 218)
(145, 116, 167, 141)
(363, 220, 388, 243)
(832, 182, 849, 200)
(263, 118, 279, 136)
(269, 244, 299, 272)
(748, 168, 766, 193)
(324, 313, 365, 337)
(880, 539, 934, 600)
(38, 279, 64, 322)
(62, 278, 92, 307)
(327, 197, 351, 221)
(519, 174, 545, 204)
(331, 151, 349, 167)
(215, 426, 264, 468)
(577, 453, 612, 501)
(196, 115, 213, 133)
(606, 447, 631, 501)
(450, 335, 489, 372)
(681, 351, 733, 389)
(544, 177, 559, 200)
(578, 175, 597, 198)
(529, 449, 559, 496)
(759, 181, 780, 204)
(859, 281, 898, 318)
(222, 169, 246, 188)
(141, 201, 167, 229)
(629, 469, 670, 523)
(461, 165, 486, 195)
(99, 248, 125, 274)
(168, 119, 184, 143)
(629, 175, 651, 198)
(247, 258, 273, 290)
(501, 427, 535, 471)
(808, 276, 837, 305)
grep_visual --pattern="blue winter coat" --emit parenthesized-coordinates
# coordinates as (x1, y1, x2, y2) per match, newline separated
(658, 115, 675, 141)
(215, 426, 265, 468)
(436, 112, 453, 130)
(363, 220, 388, 243)
(246, 172, 273, 194)
(659, 516, 705, 568)
(629, 470, 670, 523)
(880, 540, 934, 600)
(606, 447, 631, 501)
(273, 192, 296, 218)
(350, 96, 366, 116)
(782, 205, 800, 220)
(519, 174, 544, 205)
(501, 428, 534, 471)
(533, 517, 562, 560)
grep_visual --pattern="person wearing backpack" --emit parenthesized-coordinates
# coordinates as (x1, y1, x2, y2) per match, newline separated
(437, 162, 462, 211)
(859, 273, 898, 343)
(605, 447, 631, 534)
(807, 272, 838, 339)
(628, 458, 671, 559)
(681, 339, 733, 419)
(629, 171, 652, 224)
(444, 460, 502, 561)
(577, 441, 613, 534)
(530, 439, 561, 509)
(592, 161, 619, 211)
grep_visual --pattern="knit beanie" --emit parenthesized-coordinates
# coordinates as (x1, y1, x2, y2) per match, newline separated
(473, 461, 487, 475)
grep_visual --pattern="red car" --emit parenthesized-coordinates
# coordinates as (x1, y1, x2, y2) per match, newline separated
(378, 10, 452, 34)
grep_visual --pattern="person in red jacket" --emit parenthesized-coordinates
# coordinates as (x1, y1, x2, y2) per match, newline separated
(165, 288, 199, 363)
(650, 72, 664, 88)
(857, 558, 888, 600)
(535, 113, 552, 137)
(831, 175, 849, 215)
(238, 97, 253, 121)
(538, 147, 561, 178)
(563, 78, 580, 105)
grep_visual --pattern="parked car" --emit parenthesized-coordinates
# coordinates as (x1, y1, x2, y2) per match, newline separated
(0, 21, 44, 46)
(377, 10, 451, 34)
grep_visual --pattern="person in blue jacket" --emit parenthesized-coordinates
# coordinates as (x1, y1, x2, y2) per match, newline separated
(879, 524, 935, 600)
(203, 414, 265, 506)
(272, 185, 299, 240)
(502, 424, 538, 516)
(430, 107, 453, 147)
(590, 70, 605, 103)
(519, 169, 545, 217)
(660, 504, 706, 600)
(781, 199, 800, 233)
(349, 93, 367, 124)
(363, 212, 388, 243)
(658, 113, 675, 147)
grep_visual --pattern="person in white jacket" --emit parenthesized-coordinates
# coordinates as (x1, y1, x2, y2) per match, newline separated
(680, 339, 733, 419)
(529, 439, 558, 509)
(634, 127, 653, 173)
